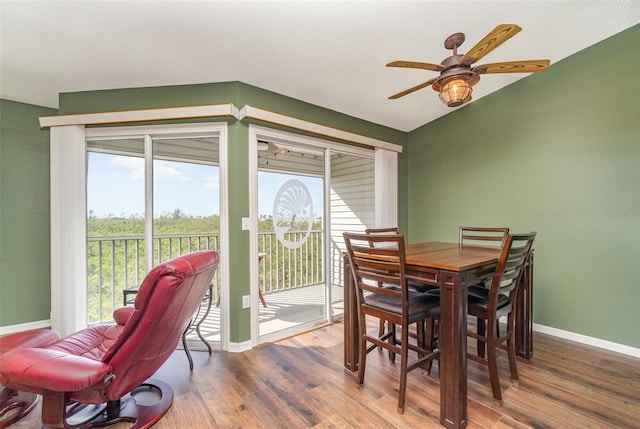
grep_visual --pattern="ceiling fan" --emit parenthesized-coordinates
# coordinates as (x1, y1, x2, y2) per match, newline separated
(387, 24, 550, 107)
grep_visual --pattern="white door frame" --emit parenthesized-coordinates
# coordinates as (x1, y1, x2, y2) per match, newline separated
(50, 122, 229, 349)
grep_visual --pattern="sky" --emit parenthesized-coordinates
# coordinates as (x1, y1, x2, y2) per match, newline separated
(87, 153, 323, 218)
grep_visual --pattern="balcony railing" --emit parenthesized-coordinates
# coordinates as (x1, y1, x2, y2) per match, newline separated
(87, 230, 324, 324)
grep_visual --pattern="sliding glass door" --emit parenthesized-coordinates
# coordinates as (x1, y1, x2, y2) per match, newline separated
(86, 124, 225, 350)
(257, 145, 326, 341)
(251, 127, 375, 344)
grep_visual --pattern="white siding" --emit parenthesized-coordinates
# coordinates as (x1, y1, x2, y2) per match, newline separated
(329, 154, 375, 286)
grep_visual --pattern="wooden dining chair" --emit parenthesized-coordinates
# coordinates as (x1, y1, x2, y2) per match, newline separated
(365, 227, 439, 354)
(466, 232, 537, 405)
(458, 226, 510, 356)
(343, 232, 440, 414)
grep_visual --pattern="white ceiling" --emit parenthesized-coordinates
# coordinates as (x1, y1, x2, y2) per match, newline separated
(1, 1, 639, 132)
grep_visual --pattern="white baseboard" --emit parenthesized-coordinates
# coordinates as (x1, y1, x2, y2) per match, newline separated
(495, 316, 639, 358)
(228, 340, 252, 353)
(0, 319, 52, 336)
(532, 323, 640, 358)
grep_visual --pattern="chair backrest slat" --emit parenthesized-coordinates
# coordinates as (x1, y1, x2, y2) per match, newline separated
(365, 227, 401, 248)
(489, 232, 536, 307)
(459, 226, 509, 247)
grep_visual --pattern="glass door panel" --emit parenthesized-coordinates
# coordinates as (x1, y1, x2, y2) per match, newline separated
(86, 139, 145, 325)
(86, 131, 223, 351)
(152, 137, 221, 347)
(258, 144, 325, 342)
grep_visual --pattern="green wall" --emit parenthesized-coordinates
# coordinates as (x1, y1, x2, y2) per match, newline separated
(407, 25, 640, 348)
(0, 100, 57, 326)
(24, 82, 405, 343)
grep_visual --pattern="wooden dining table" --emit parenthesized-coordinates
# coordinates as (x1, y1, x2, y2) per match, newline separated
(343, 242, 534, 429)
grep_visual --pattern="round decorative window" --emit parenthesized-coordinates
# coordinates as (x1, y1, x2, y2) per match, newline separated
(273, 179, 314, 249)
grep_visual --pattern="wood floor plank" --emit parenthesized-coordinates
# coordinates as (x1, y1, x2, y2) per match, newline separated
(243, 346, 342, 427)
(199, 380, 265, 428)
(532, 334, 640, 383)
(281, 388, 342, 427)
(517, 362, 640, 427)
(373, 393, 443, 429)
(498, 387, 619, 429)
(311, 413, 356, 429)
(309, 380, 399, 428)
(242, 387, 308, 428)
(162, 390, 218, 428)
(492, 415, 534, 429)
(211, 351, 265, 396)
(260, 342, 335, 390)
(239, 346, 308, 397)
(521, 343, 640, 398)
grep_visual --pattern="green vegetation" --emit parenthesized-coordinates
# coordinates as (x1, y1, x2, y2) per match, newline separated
(86, 214, 324, 324)
(87, 211, 220, 237)
(87, 213, 221, 323)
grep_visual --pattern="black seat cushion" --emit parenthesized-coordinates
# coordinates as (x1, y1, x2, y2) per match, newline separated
(425, 285, 508, 308)
(408, 280, 438, 293)
(364, 287, 440, 323)
(424, 285, 492, 297)
(468, 293, 509, 312)
(382, 281, 437, 293)
(467, 284, 491, 300)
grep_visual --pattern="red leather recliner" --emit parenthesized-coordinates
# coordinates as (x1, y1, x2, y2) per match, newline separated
(0, 250, 219, 429)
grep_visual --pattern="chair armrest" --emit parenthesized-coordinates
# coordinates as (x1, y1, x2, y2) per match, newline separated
(0, 348, 112, 392)
(113, 306, 135, 326)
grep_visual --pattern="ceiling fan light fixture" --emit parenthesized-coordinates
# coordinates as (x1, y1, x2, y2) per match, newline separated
(439, 78, 473, 107)
(387, 25, 549, 108)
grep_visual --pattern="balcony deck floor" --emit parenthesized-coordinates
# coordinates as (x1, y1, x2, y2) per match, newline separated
(184, 283, 344, 349)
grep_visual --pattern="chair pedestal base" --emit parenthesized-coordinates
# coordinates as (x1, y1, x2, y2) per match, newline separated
(42, 379, 173, 429)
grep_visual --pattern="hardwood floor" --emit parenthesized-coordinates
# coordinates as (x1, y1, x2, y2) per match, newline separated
(9, 321, 640, 428)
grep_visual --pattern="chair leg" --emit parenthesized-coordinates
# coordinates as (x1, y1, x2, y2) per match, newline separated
(388, 323, 396, 363)
(41, 390, 66, 428)
(486, 319, 503, 405)
(397, 324, 410, 414)
(476, 317, 486, 358)
(507, 312, 520, 385)
(417, 319, 434, 373)
(416, 320, 425, 357)
(181, 332, 194, 371)
(357, 314, 367, 387)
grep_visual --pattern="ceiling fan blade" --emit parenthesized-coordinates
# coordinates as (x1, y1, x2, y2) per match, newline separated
(460, 24, 522, 65)
(386, 60, 445, 72)
(388, 78, 438, 99)
(473, 59, 550, 74)
(258, 141, 280, 151)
